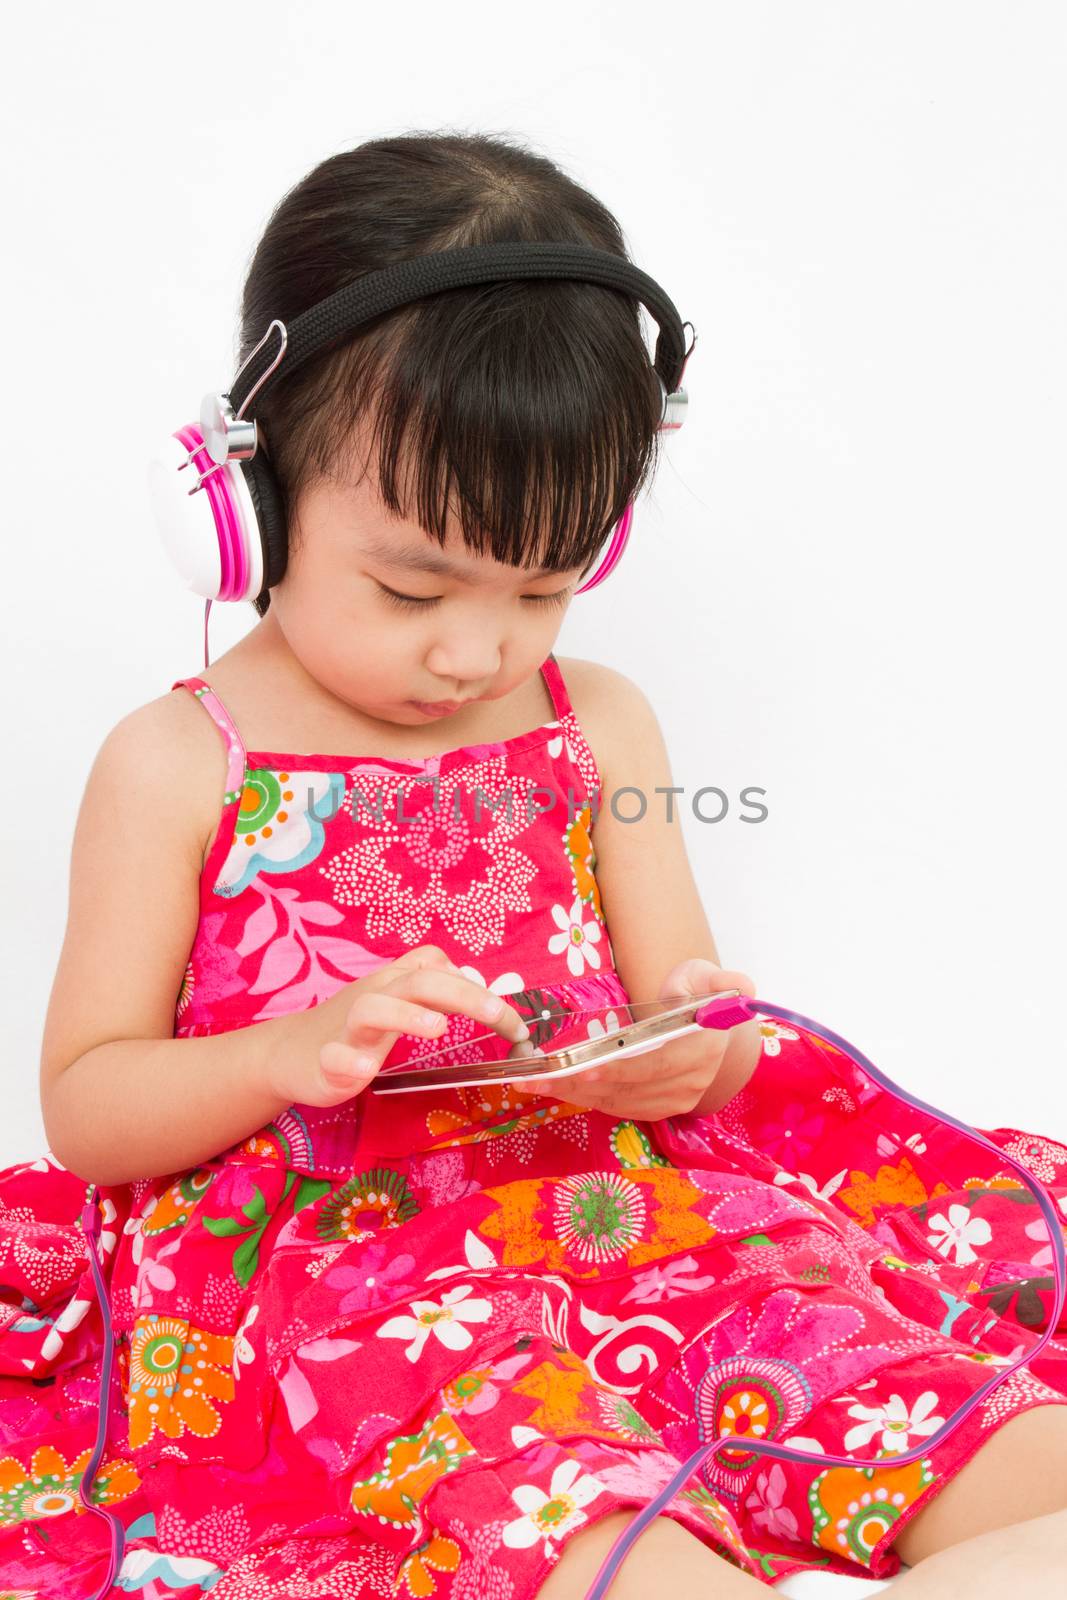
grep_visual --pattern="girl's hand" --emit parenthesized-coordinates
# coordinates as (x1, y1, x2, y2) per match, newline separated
(514, 958, 756, 1122)
(265, 944, 532, 1109)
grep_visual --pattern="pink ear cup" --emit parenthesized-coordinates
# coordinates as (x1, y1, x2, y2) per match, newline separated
(174, 424, 253, 601)
(574, 499, 634, 594)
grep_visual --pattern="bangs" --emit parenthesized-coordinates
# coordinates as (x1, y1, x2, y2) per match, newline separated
(272, 280, 665, 573)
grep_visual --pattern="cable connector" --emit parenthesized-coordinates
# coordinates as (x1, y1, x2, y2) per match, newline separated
(79, 1184, 101, 1241)
(693, 994, 756, 1031)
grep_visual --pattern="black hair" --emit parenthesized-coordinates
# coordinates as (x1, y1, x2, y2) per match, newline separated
(237, 129, 666, 617)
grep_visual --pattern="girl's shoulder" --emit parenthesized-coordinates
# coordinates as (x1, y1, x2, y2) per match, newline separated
(553, 654, 653, 795)
(38, 689, 225, 1107)
(101, 684, 239, 875)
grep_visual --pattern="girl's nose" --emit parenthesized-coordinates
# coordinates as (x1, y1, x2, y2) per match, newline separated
(425, 640, 502, 686)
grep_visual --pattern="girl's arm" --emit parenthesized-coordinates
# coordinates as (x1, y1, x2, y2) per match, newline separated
(557, 658, 764, 1121)
(38, 695, 531, 1187)
(38, 695, 305, 1186)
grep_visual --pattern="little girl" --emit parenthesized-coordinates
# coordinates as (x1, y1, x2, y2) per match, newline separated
(4, 132, 1067, 1600)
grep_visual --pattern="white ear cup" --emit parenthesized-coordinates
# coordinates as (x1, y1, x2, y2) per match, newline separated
(147, 431, 264, 602)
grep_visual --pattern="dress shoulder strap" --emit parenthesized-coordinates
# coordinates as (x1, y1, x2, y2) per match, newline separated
(171, 676, 247, 805)
(540, 653, 574, 722)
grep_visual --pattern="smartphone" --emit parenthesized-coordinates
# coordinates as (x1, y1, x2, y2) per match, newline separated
(371, 990, 743, 1094)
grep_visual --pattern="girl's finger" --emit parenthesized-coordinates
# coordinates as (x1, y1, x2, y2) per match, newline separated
(345, 990, 449, 1048)
(383, 971, 530, 1043)
(318, 1040, 384, 1092)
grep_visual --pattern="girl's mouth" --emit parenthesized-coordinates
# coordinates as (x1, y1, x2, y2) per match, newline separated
(408, 699, 469, 716)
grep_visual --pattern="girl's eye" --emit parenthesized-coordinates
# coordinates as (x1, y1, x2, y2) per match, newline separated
(378, 586, 441, 612)
(376, 585, 571, 612)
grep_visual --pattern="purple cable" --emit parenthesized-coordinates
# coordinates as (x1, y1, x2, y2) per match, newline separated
(582, 995, 1067, 1600)
(77, 1191, 125, 1593)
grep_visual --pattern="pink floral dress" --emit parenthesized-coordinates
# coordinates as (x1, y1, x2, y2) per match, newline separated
(1, 652, 1066, 1599)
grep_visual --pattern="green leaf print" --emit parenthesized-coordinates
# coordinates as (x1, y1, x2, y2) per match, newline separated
(294, 1176, 333, 1212)
(202, 1215, 246, 1238)
(241, 1187, 269, 1225)
(232, 1231, 264, 1287)
(203, 1178, 298, 1287)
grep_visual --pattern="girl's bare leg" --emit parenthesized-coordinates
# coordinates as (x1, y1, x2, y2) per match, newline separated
(892, 1507, 1067, 1598)
(894, 1405, 1067, 1566)
(540, 1505, 1067, 1600)
(539, 1408, 1067, 1597)
(538, 1511, 769, 1600)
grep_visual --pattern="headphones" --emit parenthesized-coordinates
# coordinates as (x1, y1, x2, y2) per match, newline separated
(148, 240, 696, 660)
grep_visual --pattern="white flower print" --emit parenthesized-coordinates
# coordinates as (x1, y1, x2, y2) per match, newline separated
(375, 1284, 492, 1362)
(773, 1168, 847, 1203)
(758, 1020, 798, 1056)
(844, 1390, 945, 1454)
(426, 1228, 500, 1281)
(458, 964, 526, 999)
(926, 1204, 993, 1265)
(216, 770, 343, 895)
(233, 1303, 260, 1372)
(502, 1459, 605, 1552)
(1000, 1134, 1067, 1184)
(547, 897, 602, 977)
(511, 1423, 546, 1451)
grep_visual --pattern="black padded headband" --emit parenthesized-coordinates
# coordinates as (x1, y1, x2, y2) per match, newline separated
(227, 241, 693, 416)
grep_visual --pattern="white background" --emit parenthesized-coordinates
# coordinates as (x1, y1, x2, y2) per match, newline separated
(2, 0, 1065, 1174)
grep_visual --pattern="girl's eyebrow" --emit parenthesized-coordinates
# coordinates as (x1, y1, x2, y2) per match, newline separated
(357, 532, 565, 584)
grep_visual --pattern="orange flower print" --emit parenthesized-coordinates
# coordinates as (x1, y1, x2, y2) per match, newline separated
(122, 1314, 235, 1449)
(512, 1350, 610, 1437)
(962, 1174, 1027, 1194)
(836, 1158, 951, 1231)
(350, 1413, 475, 1529)
(141, 1169, 216, 1235)
(394, 1532, 462, 1596)
(425, 1082, 572, 1144)
(718, 1386, 774, 1447)
(808, 1456, 935, 1565)
(478, 1170, 714, 1274)
(629, 1171, 714, 1266)
(0, 1444, 140, 1526)
(564, 804, 602, 921)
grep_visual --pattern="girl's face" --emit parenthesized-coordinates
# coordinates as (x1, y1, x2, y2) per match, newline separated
(262, 452, 591, 728)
